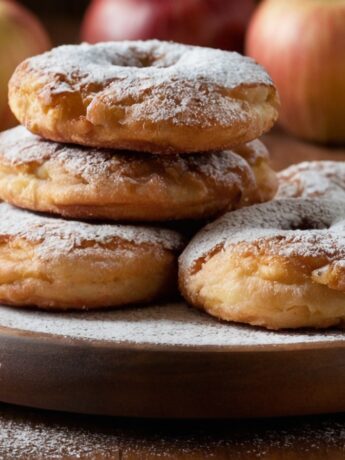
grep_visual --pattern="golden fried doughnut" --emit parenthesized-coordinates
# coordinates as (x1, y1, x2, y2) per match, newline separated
(277, 161, 345, 200)
(0, 127, 277, 221)
(230, 139, 278, 205)
(9, 40, 279, 154)
(179, 199, 345, 330)
(0, 203, 184, 310)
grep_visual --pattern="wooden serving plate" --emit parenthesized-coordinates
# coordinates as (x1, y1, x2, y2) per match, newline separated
(1, 301, 345, 419)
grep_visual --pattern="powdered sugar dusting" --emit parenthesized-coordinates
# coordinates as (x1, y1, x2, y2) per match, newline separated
(0, 203, 184, 257)
(0, 126, 260, 187)
(26, 40, 273, 92)
(1, 404, 345, 458)
(0, 302, 344, 347)
(16, 40, 276, 128)
(277, 161, 345, 200)
(180, 199, 345, 272)
(0, 417, 120, 459)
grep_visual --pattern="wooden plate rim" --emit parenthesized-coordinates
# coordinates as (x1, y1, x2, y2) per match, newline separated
(1, 323, 345, 354)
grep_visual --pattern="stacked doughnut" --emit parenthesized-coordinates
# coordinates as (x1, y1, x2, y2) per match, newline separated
(0, 40, 278, 310)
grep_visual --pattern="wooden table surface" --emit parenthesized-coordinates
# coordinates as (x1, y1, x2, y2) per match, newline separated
(1, 129, 345, 458)
(1, 402, 345, 459)
(263, 127, 345, 170)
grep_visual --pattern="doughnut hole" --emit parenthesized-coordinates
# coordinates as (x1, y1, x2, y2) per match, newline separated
(108, 51, 180, 68)
(284, 217, 331, 232)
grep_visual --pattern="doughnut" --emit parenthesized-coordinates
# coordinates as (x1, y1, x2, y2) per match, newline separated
(179, 199, 345, 330)
(0, 202, 184, 310)
(9, 40, 279, 154)
(277, 161, 345, 200)
(229, 139, 278, 205)
(0, 126, 277, 221)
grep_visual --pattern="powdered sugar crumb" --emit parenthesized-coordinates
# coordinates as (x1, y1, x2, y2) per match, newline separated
(0, 302, 344, 347)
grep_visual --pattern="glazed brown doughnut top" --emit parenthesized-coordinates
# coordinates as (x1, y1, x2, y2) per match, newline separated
(9, 40, 279, 153)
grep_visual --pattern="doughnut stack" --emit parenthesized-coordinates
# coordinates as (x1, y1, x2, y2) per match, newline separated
(0, 40, 279, 313)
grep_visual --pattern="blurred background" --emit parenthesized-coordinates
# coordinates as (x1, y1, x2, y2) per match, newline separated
(1, 0, 345, 146)
(20, 1, 89, 44)
(19, 0, 257, 46)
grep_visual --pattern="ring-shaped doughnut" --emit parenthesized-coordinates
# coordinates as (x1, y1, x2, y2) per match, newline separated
(277, 161, 345, 200)
(0, 203, 184, 310)
(9, 40, 279, 154)
(0, 126, 277, 221)
(179, 199, 345, 329)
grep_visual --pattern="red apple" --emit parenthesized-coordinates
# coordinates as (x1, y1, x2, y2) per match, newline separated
(246, 0, 345, 144)
(81, 0, 255, 52)
(0, 0, 50, 130)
